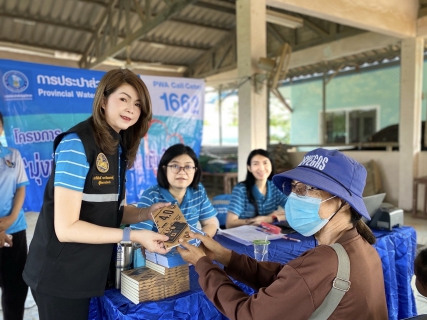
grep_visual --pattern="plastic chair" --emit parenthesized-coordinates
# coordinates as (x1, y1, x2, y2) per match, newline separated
(212, 194, 231, 229)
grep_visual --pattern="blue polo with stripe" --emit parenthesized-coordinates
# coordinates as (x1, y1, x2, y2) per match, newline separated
(131, 183, 217, 231)
(54, 133, 122, 192)
(227, 180, 287, 219)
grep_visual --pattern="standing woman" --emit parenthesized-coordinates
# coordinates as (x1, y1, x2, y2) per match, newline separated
(23, 69, 169, 320)
(0, 112, 29, 320)
(226, 149, 287, 228)
(132, 144, 219, 237)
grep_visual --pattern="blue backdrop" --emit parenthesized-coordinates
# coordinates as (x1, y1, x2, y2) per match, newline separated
(0, 60, 204, 212)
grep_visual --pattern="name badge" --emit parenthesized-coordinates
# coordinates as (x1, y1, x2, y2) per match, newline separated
(92, 174, 116, 187)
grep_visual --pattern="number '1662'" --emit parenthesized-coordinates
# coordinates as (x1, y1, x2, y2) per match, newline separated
(160, 93, 199, 114)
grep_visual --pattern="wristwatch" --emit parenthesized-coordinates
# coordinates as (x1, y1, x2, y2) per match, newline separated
(121, 227, 132, 244)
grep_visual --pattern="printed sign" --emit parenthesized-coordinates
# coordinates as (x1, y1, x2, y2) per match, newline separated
(0, 59, 204, 211)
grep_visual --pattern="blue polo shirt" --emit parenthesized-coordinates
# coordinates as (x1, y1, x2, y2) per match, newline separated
(227, 180, 287, 219)
(0, 144, 29, 234)
(132, 183, 217, 231)
(53, 133, 122, 193)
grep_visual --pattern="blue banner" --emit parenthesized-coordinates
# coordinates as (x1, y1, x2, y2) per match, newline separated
(0, 60, 204, 212)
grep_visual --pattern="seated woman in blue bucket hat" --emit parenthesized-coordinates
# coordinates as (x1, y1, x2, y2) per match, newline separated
(177, 148, 388, 320)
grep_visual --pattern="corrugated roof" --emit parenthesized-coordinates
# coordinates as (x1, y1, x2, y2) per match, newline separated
(0, 0, 421, 79)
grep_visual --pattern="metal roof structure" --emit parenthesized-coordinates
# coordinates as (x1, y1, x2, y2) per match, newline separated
(0, 0, 425, 82)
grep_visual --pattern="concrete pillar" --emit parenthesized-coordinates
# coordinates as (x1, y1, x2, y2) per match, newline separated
(236, 0, 267, 181)
(399, 37, 423, 210)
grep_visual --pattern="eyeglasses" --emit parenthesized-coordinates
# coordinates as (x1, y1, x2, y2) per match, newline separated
(291, 182, 320, 197)
(166, 164, 197, 174)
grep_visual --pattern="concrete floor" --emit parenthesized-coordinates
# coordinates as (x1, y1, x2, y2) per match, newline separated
(1, 210, 427, 319)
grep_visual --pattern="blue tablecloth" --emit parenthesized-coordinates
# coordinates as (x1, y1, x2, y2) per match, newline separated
(373, 227, 417, 320)
(89, 226, 417, 320)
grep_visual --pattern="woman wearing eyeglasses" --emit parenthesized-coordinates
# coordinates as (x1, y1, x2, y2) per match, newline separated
(132, 144, 219, 237)
(177, 148, 388, 319)
(225, 149, 287, 229)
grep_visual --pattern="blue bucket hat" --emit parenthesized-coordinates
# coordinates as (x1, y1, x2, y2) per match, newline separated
(272, 148, 370, 220)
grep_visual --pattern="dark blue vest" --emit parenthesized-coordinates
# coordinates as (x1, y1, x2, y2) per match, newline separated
(23, 118, 126, 298)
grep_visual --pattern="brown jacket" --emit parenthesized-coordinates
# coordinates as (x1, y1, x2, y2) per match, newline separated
(195, 228, 388, 320)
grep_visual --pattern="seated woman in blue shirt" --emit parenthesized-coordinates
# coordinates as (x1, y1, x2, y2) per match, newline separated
(132, 144, 219, 237)
(226, 149, 287, 229)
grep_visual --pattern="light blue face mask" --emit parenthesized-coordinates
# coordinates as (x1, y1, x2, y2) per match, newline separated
(285, 192, 336, 237)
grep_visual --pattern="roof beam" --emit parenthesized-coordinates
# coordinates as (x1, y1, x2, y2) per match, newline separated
(0, 39, 82, 56)
(80, 0, 197, 69)
(2, 12, 210, 52)
(139, 36, 209, 51)
(291, 28, 363, 52)
(82, 0, 233, 34)
(204, 31, 401, 84)
(288, 32, 400, 69)
(267, 23, 289, 44)
(0, 12, 93, 33)
(302, 17, 329, 37)
(170, 17, 232, 32)
(193, 1, 235, 15)
(267, 0, 418, 38)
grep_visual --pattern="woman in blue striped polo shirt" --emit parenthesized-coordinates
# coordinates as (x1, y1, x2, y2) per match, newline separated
(132, 144, 219, 237)
(23, 69, 170, 320)
(226, 149, 287, 229)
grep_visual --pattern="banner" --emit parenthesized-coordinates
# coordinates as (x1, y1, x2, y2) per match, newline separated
(0, 60, 204, 212)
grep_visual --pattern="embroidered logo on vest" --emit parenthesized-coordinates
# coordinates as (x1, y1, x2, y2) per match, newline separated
(96, 153, 109, 173)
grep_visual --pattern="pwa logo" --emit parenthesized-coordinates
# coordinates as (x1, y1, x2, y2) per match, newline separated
(2, 70, 29, 93)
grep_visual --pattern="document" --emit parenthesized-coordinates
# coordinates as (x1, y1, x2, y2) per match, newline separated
(218, 225, 283, 246)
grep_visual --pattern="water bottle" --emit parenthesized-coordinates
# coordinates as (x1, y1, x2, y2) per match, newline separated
(115, 242, 133, 289)
(133, 243, 146, 268)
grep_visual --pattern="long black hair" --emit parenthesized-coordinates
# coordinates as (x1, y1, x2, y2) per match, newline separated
(242, 149, 275, 216)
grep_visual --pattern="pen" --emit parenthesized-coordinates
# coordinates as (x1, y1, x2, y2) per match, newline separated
(282, 235, 301, 242)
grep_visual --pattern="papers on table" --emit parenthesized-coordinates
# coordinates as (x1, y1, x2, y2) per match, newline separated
(217, 225, 283, 246)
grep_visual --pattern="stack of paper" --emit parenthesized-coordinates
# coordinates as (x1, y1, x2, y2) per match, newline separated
(120, 264, 190, 304)
(120, 267, 164, 304)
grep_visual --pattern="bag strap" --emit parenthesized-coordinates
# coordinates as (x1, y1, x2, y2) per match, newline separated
(308, 243, 351, 320)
